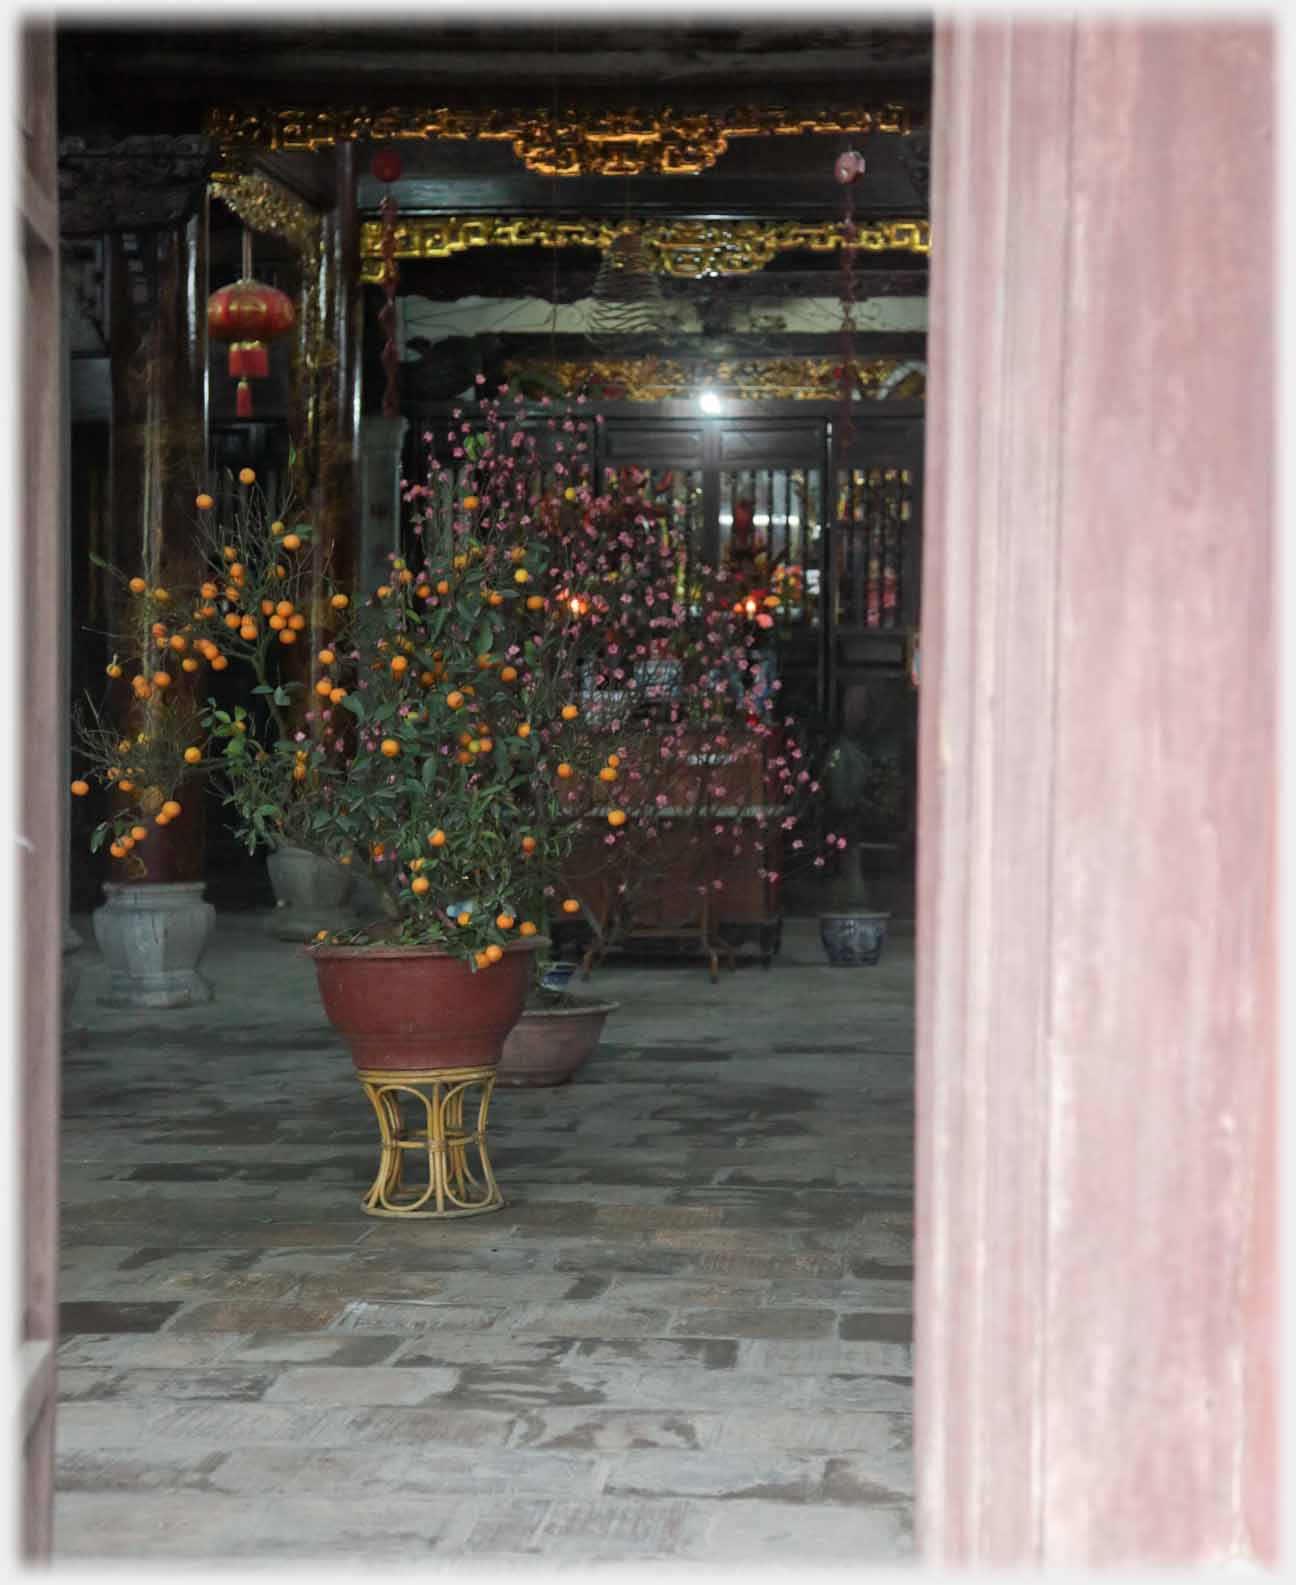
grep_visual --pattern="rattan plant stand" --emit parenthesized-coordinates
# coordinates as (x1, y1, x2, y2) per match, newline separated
(355, 1066, 504, 1218)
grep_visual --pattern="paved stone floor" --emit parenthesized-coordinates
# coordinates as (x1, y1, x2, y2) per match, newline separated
(57, 912, 915, 1567)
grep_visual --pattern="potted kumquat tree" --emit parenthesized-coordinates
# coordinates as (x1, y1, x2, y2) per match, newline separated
(183, 472, 359, 941)
(205, 399, 625, 1119)
(70, 464, 351, 1001)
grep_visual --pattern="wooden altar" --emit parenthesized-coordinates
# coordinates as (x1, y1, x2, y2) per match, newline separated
(556, 729, 785, 979)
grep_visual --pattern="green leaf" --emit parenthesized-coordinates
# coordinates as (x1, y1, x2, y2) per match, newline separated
(251, 685, 274, 696)
(342, 695, 364, 718)
(272, 687, 291, 707)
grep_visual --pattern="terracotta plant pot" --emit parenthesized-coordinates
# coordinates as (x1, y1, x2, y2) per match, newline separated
(307, 940, 541, 1072)
(498, 999, 619, 1087)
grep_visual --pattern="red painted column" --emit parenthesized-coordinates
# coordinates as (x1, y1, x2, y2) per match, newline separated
(18, 21, 62, 1560)
(915, 17, 1275, 1566)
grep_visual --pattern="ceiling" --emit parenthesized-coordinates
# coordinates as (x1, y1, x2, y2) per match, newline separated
(57, 15, 932, 411)
(56, 21, 933, 131)
(56, 20, 931, 229)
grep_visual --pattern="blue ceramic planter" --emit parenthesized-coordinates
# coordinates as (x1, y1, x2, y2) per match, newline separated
(540, 961, 579, 993)
(818, 911, 890, 966)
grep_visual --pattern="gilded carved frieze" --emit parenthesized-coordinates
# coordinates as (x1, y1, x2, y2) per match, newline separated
(358, 216, 931, 283)
(502, 355, 926, 402)
(210, 171, 320, 259)
(206, 103, 917, 178)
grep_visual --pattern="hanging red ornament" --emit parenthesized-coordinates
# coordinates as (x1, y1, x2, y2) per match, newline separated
(371, 148, 404, 186)
(835, 150, 867, 185)
(374, 153, 403, 420)
(836, 151, 862, 466)
(206, 229, 296, 419)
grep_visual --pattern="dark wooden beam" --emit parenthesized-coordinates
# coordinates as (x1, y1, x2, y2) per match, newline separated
(57, 133, 214, 237)
(250, 150, 335, 211)
(387, 249, 927, 302)
(57, 23, 932, 121)
(487, 330, 925, 362)
(355, 132, 926, 217)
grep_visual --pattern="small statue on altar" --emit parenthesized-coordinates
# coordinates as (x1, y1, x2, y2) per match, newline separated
(726, 498, 769, 593)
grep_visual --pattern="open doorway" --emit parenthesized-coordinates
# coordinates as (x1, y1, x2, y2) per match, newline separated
(41, 16, 929, 1568)
(28, 11, 1274, 1572)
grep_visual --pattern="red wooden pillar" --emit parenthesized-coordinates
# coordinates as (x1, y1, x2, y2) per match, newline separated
(916, 17, 1276, 1567)
(18, 21, 62, 1561)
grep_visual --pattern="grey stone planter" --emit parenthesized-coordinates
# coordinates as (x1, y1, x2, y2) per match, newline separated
(265, 844, 356, 941)
(92, 882, 215, 1007)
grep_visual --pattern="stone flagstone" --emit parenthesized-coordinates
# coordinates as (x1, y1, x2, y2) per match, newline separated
(57, 914, 915, 1564)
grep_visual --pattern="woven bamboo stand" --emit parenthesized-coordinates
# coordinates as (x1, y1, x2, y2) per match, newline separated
(355, 1066, 504, 1218)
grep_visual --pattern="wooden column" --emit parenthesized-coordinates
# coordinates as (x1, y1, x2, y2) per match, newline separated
(272, 145, 361, 722)
(18, 20, 62, 1561)
(106, 201, 209, 881)
(915, 17, 1275, 1566)
(292, 143, 360, 593)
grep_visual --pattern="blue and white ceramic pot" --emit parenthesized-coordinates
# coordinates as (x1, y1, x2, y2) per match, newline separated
(818, 911, 890, 966)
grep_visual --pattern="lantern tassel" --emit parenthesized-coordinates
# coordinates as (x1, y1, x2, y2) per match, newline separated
(229, 341, 269, 379)
(236, 378, 253, 419)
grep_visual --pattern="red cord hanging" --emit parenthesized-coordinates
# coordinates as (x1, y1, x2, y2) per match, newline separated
(836, 150, 865, 464)
(374, 149, 404, 420)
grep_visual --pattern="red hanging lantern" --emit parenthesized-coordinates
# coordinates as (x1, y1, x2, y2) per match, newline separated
(207, 229, 296, 418)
